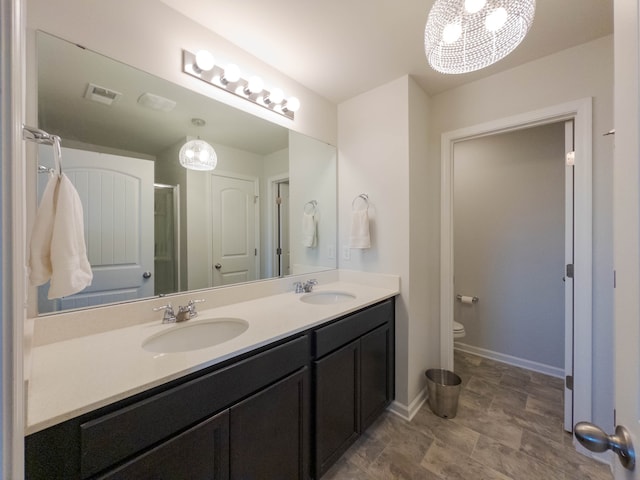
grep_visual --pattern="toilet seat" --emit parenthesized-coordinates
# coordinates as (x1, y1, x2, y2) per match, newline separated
(453, 321, 466, 339)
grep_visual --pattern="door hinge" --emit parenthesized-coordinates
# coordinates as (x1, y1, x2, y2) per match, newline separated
(255, 248, 257, 256)
(254, 195, 259, 204)
(566, 264, 574, 279)
(276, 196, 282, 205)
(566, 375, 573, 391)
(276, 248, 282, 255)
(614, 270, 617, 288)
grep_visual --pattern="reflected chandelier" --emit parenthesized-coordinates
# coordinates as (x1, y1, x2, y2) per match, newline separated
(424, 0, 536, 74)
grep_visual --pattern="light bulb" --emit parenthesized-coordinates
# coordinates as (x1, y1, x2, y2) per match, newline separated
(464, 0, 486, 14)
(245, 76, 264, 95)
(222, 64, 241, 84)
(199, 149, 210, 162)
(194, 50, 215, 72)
(485, 7, 508, 32)
(442, 23, 462, 44)
(265, 88, 284, 105)
(185, 149, 194, 159)
(283, 97, 301, 113)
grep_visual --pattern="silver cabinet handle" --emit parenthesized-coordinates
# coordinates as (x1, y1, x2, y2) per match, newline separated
(142, 271, 152, 279)
(214, 263, 222, 270)
(575, 422, 635, 470)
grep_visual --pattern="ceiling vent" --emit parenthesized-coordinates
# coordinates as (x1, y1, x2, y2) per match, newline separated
(84, 83, 122, 105)
(137, 92, 177, 112)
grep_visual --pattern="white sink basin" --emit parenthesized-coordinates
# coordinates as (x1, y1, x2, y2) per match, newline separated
(300, 291, 356, 305)
(143, 318, 249, 353)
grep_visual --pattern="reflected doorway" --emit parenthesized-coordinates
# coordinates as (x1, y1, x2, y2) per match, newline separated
(154, 183, 180, 295)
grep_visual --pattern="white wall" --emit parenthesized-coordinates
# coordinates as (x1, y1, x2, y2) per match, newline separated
(339, 75, 433, 412)
(289, 131, 337, 274)
(26, 0, 337, 146)
(429, 35, 614, 430)
(453, 123, 565, 369)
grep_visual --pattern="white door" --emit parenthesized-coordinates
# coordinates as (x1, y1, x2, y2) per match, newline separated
(612, 0, 640, 477)
(211, 174, 258, 286)
(575, 2, 640, 477)
(37, 145, 154, 312)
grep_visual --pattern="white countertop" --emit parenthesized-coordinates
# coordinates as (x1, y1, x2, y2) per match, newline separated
(26, 277, 398, 435)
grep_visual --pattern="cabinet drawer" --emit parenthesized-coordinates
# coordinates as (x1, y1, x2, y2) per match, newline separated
(80, 334, 309, 479)
(96, 410, 230, 480)
(313, 299, 393, 358)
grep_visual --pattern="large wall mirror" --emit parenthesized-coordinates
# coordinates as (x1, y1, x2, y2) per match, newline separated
(32, 31, 337, 315)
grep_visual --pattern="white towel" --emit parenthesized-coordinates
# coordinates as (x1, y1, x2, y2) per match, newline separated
(29, 171, 93, 299)
(47, 174, 93, 299)
(349, 209, 371, 249)
(302, 212, 317, 248)
(28, 172, 58, 285)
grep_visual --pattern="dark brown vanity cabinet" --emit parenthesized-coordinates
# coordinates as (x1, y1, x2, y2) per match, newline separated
(26, 335, 310, 480)
(313, 299, 394, 478)
(25, 298, 395, 480)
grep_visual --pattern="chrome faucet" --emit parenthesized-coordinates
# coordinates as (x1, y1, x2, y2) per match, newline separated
(154, 299, 205, 323)
(303, 279, 318, 293)
(293, 279, 317, 293)
(153, 303, 176, 323)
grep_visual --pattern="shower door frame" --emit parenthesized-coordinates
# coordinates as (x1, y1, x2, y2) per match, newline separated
(440, 98, 593, 440)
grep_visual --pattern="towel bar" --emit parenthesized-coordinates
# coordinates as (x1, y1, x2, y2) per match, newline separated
(352, 193, 369, 210)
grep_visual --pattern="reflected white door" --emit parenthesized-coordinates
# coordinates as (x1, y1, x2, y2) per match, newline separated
(37, 146, 154, 312)
(211, 174, 258, 286)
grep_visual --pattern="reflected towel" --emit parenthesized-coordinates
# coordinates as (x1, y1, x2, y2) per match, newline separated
(28, 172, 58, 285)
(349, 209, 371, 249)
(302, 212, 317, 248)
(47, 174, 93, 299)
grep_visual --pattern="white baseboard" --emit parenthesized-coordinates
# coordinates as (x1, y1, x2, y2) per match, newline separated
(387, 386, 427, 421)
(454, 342, 564, 378)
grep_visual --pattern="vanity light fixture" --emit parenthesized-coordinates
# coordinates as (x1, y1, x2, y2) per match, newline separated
(179, 118, 218, 171)
(182, 49, 300, 120)
(424, 0, 536, 74)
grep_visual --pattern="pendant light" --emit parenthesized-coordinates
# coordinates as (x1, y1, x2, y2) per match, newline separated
(179, 118, 217, 171)
(424, 0, 536, 74)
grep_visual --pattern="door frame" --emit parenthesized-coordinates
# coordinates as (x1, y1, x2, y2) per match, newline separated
(208, 170, 260, 286)
(154, 183, 181, 293)
(1, 0, 25, 477)
(266, 173, 290, 278)
(440, 98, 593, 428)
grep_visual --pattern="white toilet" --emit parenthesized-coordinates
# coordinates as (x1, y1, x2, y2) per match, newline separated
(453, 321, 466, 339)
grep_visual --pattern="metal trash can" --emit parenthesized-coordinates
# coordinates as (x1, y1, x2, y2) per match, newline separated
(425, 368, 462, 419)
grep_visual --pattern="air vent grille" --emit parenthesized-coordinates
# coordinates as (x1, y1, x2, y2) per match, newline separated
(84, 83, 122, 105)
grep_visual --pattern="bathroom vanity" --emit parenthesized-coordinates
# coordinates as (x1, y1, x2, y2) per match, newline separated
(25, 277, 397, 479)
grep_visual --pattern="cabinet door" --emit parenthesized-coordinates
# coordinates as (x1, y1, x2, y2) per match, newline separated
(97, 409, 229, 480)
(314, 340, 360, 479)
(360, 323, 392, 431)
(230, 367, 310, 480)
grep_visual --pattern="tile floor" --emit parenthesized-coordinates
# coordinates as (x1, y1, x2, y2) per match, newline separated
(323, 350, 612, 480)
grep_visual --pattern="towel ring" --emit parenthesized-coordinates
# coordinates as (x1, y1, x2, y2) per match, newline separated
(352, 193, 369, 211)
(304, 200, 318, 214)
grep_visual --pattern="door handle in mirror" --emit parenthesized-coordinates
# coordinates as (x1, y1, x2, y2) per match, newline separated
(142, 271, 152, 279)
(575, 422, 635, 470)
(214, 263, 222, 270)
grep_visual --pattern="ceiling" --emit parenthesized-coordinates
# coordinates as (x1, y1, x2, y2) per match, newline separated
(38, 32, 289, 157)
(159, 0, 613, 104)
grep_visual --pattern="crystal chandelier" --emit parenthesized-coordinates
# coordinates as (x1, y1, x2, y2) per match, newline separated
(424, 0, 536, 74)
